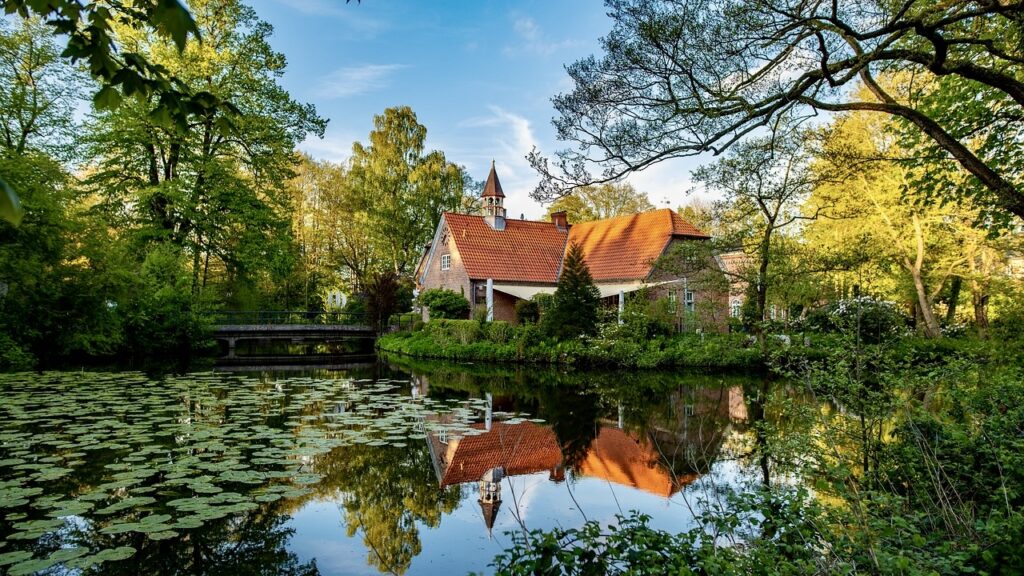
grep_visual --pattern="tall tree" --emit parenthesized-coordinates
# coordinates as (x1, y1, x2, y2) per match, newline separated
(691, 130, 822, 342)
(545, 182, 654, 223)
(530, 0, 1024, 223)
(347, 106, 469, 276)
(806, 106, 973, 338)
(85, 0, 325, 305)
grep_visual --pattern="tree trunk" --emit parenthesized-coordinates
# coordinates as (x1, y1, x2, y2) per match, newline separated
(945, 276, 961, 324)
(910, 268, 942, 338)
(973, 290, 990, 335)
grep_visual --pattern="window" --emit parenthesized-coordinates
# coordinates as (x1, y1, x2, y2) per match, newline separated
(731, 300, 741, 318)
(440, 254, 451, 271)
(685, 289, 695, 313)
(668, 291, 678, 313)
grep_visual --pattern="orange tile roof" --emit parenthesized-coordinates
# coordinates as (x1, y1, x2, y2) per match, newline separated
(445, 213, 568, 283)
(577, 427, 681, 497)
(567, 209, 710, 282)
(438, 421, 563, 486)
(440, 208, 708, 284)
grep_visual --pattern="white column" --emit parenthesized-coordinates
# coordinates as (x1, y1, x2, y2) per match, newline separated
(485, 392, 493, 432)
(486, 278, 494, 321)
(618, 290, 625, 324)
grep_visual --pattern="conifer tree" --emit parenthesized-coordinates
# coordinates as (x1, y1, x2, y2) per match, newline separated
(544, 242, 601, 339)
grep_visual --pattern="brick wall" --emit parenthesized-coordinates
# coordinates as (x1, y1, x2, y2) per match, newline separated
(420, 225, 472, 320)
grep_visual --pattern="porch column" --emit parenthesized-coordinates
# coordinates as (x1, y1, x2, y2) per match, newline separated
(486, 278, 494, 321)
(618, 290, 625, 324)
(485, 392, 493, 432)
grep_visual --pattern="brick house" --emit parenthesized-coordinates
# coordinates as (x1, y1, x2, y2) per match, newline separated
(416, 164, 728, 328)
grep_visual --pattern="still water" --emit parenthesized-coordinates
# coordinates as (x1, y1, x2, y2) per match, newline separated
(0, 358, 777, 575)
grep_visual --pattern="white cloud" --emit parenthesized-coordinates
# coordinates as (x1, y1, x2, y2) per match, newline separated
(504, 16, 576, 56)
(314, 64, 409, 99)
(455, 106, 545, 218)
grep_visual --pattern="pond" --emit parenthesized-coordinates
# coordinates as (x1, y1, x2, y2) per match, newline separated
(0, 359, 786, 575)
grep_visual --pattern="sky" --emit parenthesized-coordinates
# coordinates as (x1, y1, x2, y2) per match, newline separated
(248, 0, 712, 219)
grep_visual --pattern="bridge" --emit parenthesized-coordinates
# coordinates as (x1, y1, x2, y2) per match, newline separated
(211, 311, 378, 359)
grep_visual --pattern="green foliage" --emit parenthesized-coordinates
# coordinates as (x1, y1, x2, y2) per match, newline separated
(0, 333, 34, 371)
(419, 288, 470, 320)
(545, 182, 654, 223)
(514, 299, 540, 324)
(348, 106, 471, 276)
(805, 297, 908, 344)
(543, 243, 600, 340)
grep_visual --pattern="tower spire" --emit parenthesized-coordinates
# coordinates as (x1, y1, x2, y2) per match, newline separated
(481, 162, 506, 230)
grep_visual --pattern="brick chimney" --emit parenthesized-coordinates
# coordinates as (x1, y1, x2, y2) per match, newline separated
(550, 211, 568, 231)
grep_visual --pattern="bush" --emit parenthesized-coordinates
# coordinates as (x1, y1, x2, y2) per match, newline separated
(515, 299, 540, 324)
(0, 333, 35, 371)
(419, 288, 470, 320)
(806, 296, 908, 344)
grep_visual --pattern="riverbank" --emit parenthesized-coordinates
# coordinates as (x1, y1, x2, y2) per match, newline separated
(377, 319, 1009, 371)
(379, 319, 778, 370)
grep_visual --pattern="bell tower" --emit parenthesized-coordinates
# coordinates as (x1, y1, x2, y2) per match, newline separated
(481, 160, 506, 231)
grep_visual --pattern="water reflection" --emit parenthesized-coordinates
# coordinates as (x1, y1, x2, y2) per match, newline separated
(290, 358, 762, 575)
(0, 363, 773, 576)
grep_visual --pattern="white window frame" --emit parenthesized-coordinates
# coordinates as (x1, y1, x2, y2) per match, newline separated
(668, 291, 678, 313)
(440, 254, 451, 271)
(684, 289, 695, 313)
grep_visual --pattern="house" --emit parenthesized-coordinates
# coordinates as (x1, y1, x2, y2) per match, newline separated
(416, 163, 728, 327)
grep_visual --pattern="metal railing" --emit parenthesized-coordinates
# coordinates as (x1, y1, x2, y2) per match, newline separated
(210, 310, 418, 332)
(212, 310, 367, 326)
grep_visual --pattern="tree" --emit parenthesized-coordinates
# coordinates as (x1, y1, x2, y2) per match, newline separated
(0, 0, 221, 224)
(530, 0, 1024, 223)
(85, 0, 325, 306)
(805, 105, 972, 338)
(691, 130, 821, 343)
(543, 242, 601, 339)
(348, 107, 470, 276)
(545, 182, 654, 223)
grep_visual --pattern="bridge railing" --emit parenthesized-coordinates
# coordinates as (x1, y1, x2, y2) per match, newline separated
(212, 310, 367, 326)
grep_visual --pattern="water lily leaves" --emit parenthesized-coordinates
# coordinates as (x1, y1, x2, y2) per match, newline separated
(7, 557, 58, 576)
(0, 550, 33, 567)
(90, 545, 137, 563)
(0, 369, 539, 569)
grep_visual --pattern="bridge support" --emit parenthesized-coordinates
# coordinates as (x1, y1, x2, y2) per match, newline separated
(226, 338, 237, 359)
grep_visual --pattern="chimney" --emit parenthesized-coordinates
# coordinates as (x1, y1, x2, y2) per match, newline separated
(551, 211, 568, 231)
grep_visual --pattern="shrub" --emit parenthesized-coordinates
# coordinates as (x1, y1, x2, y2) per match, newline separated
(515, 299, 540, 324)
(419, 288, 470, 320)
(806, 296, 908, 344)
(488, 321, 514, 344)
(0, 333, 35, 371)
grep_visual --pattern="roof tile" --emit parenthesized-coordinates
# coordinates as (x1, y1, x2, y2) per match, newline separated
(441, 208, 708, 283)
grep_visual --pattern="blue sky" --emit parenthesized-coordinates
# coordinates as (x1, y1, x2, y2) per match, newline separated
(250, 0, 708, 218)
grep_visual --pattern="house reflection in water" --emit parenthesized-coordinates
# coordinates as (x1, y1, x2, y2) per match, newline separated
(422, 384, 747, 533)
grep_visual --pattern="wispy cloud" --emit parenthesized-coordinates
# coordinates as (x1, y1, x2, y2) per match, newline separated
(505, 17, 576, 56)
(271, 0, 386, 34)
(314, 64, 409, 99)
(457, 106, 544, 217)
